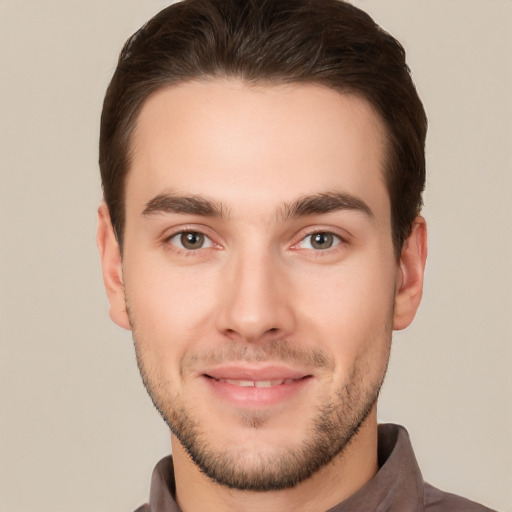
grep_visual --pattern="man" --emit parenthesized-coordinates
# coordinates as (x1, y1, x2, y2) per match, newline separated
(96, 1, 496, 511)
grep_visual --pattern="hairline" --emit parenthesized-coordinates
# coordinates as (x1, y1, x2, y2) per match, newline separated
(115, 75, 397, 252)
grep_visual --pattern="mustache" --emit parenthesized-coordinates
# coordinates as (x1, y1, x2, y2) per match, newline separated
(180, 339, 335, 376)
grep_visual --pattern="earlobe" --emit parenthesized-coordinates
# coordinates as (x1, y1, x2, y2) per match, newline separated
(393, 217, 428, 331)
(96, 202, 132, 330)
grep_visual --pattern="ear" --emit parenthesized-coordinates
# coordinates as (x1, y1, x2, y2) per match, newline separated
(96, 202, 131, 330)
(393, 216, 428, 331)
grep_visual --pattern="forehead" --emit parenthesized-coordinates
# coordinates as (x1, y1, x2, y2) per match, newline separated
(127, 80, 389, 220)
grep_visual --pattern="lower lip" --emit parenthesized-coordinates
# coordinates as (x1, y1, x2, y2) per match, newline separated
(202, 375, 312, 407)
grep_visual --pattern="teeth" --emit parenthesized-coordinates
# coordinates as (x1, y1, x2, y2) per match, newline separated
(226, 379, 255, 387)
(255, 380, 275, 388)
(220, 378, 290, 388)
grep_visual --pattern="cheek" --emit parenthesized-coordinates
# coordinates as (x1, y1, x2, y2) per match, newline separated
(295, 257, 396, 373)
(123, 253, 219, 365)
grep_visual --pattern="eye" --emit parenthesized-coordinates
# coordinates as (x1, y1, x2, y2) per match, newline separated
(298, 232, 342, 250)
(167, 231, 214, 251)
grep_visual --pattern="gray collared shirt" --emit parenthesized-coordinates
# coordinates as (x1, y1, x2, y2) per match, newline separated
(135, 424, 497, 512)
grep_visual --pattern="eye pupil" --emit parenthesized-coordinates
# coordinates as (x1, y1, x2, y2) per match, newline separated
(180, 232, 204, 249)
(311, 232, 333, 249)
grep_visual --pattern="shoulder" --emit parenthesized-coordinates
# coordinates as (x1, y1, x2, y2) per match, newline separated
(424, 483, 498, 512)
(133, 505, 150, 512)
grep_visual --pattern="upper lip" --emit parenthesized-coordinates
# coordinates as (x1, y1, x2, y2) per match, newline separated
(202, 365, 311, 381)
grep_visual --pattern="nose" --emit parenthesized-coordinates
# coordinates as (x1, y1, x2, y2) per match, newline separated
(215, 248, 296, 344)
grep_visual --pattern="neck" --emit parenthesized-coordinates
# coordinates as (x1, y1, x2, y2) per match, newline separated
(171, 408, 379, 512)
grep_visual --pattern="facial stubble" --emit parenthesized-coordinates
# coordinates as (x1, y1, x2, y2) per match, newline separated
(130, 314, 392, 492)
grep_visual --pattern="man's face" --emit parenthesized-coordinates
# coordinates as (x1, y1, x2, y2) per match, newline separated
(101, 80, 417, 490)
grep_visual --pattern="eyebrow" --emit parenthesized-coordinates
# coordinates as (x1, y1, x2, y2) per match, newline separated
(141, 190, 373, 222)
(142, 193, 227, 218)
(279, 191, 373, 221)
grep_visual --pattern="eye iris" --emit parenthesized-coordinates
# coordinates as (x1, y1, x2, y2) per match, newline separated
(311, 232, 333, 249)
(180, 232, 204, 249)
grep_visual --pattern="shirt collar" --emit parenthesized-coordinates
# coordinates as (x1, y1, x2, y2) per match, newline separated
(326, 424, 424, 512)
(145, 424, 424, 512)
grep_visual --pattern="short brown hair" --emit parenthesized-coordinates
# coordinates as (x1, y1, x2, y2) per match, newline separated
(99, 0, 427, 254)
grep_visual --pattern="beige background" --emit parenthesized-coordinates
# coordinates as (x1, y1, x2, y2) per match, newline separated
(1, 1, 511, 511)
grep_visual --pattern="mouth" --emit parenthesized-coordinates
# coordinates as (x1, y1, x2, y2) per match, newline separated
(201, 368, 313, 407)
(204, 375, 306, 387)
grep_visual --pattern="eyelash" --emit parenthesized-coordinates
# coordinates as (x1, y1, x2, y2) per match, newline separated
(164, 229, 217, 255)
(290, 230, 346, 254)
(163, 228, 346, 257)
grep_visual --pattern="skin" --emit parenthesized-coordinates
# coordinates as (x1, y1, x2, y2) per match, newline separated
(98, 80, 427, 512)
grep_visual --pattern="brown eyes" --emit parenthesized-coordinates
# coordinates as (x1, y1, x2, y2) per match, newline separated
(310, 233, 336, 250)
(167, 231, 214, 251)
(180, 232, 205, 250)
(166, 230, 342, 252)
(296, 232, 342, 251)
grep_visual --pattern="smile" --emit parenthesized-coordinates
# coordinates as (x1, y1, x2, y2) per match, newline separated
(201, 371, 312, 407)
(213, 378, 297, 388)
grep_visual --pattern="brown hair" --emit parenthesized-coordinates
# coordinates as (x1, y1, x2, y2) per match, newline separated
(99, 0, 427, 254)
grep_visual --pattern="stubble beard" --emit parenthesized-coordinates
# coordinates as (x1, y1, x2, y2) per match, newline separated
(131, 329, 391, 492)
